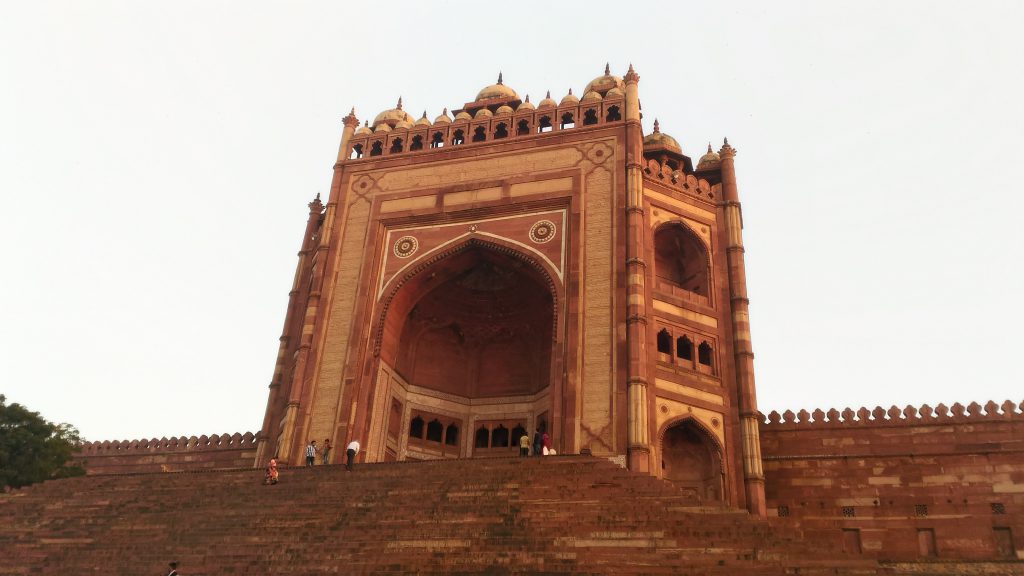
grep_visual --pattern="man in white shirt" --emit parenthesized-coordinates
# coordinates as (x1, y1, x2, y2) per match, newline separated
(345, 439, 360, 471)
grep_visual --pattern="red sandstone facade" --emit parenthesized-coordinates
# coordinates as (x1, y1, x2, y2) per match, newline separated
(253, 66, 768, 516)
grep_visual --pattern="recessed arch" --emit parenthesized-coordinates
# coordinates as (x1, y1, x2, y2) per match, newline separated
(657, 416, 725, 502)
(653, 221, 711, 299)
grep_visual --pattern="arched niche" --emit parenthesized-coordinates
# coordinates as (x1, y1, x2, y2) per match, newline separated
(659, 418, 724, 502)
(653, 222, 710, 300)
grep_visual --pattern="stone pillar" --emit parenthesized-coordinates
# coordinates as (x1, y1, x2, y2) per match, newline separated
(719, 139, 767, 517)
(336, 108, 360, 163)
(255, 193, 324, 465)
(623, 65, 651, 473)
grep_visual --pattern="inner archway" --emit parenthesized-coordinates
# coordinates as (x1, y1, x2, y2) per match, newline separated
(661, 420, 724, 502)
(375, 240, 557, 460)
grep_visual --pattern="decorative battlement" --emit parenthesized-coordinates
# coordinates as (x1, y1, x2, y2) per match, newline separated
(760, 400, 1023, 427)
(345, 95, 624, 162)
(78, 431, 257, 455)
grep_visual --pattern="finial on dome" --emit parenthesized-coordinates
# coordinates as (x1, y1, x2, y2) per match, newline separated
(364, 120, 369, 127)
(396, 96, 403, 110)
(498, 72, 503, 85)
(724, 137, 729, 146)
(350, 107, 355, 115)
(628, 63, 635, 74)
(443, 107, 448, 115)
(653, 118, 660, 133)
(707, 143, 713, 153)
(525, 94, 530, 103)
(568, 87, 573, 95)
(421, 110, 427, 119)
(546, 90, 551, 99)
(604, 62, 610, 75)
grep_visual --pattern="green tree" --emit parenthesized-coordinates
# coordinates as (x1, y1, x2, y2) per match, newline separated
(0, 395, 85, 489)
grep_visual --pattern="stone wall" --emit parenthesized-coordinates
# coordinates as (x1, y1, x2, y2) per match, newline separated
(760, 401, 1024, 559)
(76, 432, 258, 475)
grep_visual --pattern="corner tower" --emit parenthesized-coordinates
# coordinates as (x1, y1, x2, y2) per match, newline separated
(255, 66, 766, 516)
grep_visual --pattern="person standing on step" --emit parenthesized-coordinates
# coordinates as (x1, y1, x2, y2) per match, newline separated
(532, 427, 543, 456)
(519, 431, 530, 457)
(264, 457, 279, 485)
(166, 561, 179, 576)
(542, 431, 551, 456)
(322, 438, 332, 465)
(345, 438, 360, 471)
(305, 439, 318, 467)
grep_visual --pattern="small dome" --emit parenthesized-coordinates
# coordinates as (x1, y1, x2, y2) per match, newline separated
(372, 97, 414, 129)
(395, 119, 413, 130)
(474, 108, 493, 119)
(374, 123, 393, 133)
(475, 72, 518, 101)
(415, 111, 432, 126)
(495, 104, 515, 116)
(454, 110, 472, 121)
(538, 90, 557, 108)
(517, 94, 536, 111)
(559, 88, 579, 106)
(605, 86, 625, 98)
(584, 64, 624, 95)
(581, 90, 603, 103)
(433, 108, 452, 124)
(642, 119, 682, 155)
(696, 143, 721, 170)
(354, 120, 372, 135)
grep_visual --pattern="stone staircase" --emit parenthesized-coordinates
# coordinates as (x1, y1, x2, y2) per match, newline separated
(0, 456, 1011, 575)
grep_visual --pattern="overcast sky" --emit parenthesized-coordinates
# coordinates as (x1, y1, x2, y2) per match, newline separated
(2, 1, 1022, 442)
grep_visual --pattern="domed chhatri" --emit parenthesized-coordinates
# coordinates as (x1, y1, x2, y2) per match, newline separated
(696, 143, 721, 170)
(516, 94, 535, 112)
(495, 104, 515, 116)
(584, 63, 624, 95)
(581, 90, 603, 103)
(537, 90, 557, 108)
(559, 88, 579, 106)
(415, 111, 432, 127)
(354, 120, 372, 136)
(372, 97, 414, 129)
(475, 72, 518, 102)
(433, 108, 452, 124)
(642, 119, 682, 155)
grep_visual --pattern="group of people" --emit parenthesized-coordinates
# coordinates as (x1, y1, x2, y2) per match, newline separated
(263, 438, 361, 485)
(519, 427, 554, 457)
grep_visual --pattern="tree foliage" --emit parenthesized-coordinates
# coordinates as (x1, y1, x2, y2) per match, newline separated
(0, 394, 86, 489)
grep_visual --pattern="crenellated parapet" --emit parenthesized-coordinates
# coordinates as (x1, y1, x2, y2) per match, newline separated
(75, 432, 259, 475)
(78, 431, 257, 454)
(760, 399, 1023, 428)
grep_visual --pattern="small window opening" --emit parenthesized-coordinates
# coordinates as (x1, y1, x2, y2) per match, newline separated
(409, 134, 423, 151)
(583, 109, 598, 125)
(492, 425, 509, 448)
(350, 143, 363, 159)
(606, 105, 621, 122)
(452, 129, 465, 146)
(494, 123, 508, 139)
(426, 419, 443, 443)
(389, 138, 403, 154)
(677, 336, 693, 361)
(474, 426, 490, 448)
(445, 424, 459, 446)
(409, 416, 424, 439)
(472, 126, 487, 142)
(657, 329, 672, 355)
(369, 141, 383, 157)
(430, 132, 444, 148)
(538, 116, 552, 133)
(560, 113, 575, 129)
(516, 119, 529, 135)
(698, 341, 713, 366)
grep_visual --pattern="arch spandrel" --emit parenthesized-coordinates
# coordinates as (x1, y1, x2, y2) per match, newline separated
(377, 209, 566, 300)
(655, 400, 726, 451)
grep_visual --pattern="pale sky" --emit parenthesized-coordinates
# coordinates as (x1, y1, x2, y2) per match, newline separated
(2, 1, 1022, 442)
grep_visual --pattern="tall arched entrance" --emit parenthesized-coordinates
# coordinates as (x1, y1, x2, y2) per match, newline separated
(367, 239, 560, 462)
(660, 419, 724, 502)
